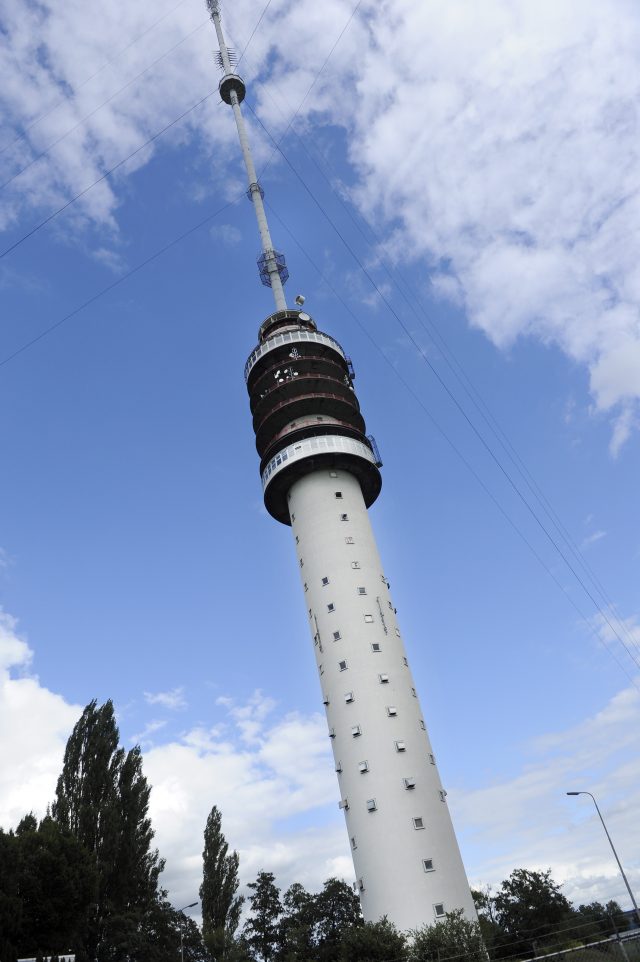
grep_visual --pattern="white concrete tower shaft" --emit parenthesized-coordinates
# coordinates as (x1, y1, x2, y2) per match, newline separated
(210, 0, 477, 931)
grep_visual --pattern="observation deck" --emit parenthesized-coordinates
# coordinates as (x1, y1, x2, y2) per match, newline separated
(245, 309, 382, 524)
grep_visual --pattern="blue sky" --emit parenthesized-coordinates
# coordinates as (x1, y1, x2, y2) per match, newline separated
(1, 0, 639, 922)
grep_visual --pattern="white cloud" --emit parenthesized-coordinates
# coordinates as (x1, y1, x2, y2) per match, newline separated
(3, 0, 640, 446)
(581, 530, 607, 550)
(455, 681, 640, 907)
(1, 604, 639, 915)
(0, 609, 80, 829)
(144, 686, 188, 711)
(211, 223, 242, 247)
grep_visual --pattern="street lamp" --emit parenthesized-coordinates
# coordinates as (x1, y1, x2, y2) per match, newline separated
(177, 901, 198, 962)
(567, 791, 640, 927)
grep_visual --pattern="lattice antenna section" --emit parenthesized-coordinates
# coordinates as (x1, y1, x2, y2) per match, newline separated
(205, 0, 288, 309)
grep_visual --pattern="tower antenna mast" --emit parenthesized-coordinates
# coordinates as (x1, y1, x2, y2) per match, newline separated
(207, 0, 288, 311)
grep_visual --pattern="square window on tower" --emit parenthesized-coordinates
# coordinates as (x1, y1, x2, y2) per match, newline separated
(339, 660, 348, 671)
(434, 903, 446, 918)
(423, 859, 435, 872)
(358, 760, 369, 773)
(395, 740, 406, 752)
(352, 561, 361, 569)
(404, 777, 416, 790)
(345, 536, 355, 545)
(379, 673, 389, 684)
(351, 725, 362, 737)
(327, 603, 335, 613)
(335, 760, 342, 772)
(333, 631, 341, 641)
(364, 614, 374, 623)
(429, 753, 436, 765)
(344, 691, 354, 703)
(351, 836, 357, 849)
(413, 817, 425, 830)
(340, 513, 349, 521)
(322, 576, 330, 586)
(335, 492, 343, 499)
(386, 706, 398, 717)
(357, 587, 367, 595)
(371, 643, 382, 652)
(366, 798, 377, 812)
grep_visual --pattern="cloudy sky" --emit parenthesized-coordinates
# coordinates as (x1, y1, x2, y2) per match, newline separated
(1, 0, 639, 924)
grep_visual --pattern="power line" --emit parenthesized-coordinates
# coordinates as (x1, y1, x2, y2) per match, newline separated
(237, 33, 640, 661)
(0, 196, 242, 371)
(0, 16, 210, 192)
(266, 200, 640, 692)
(0, 90, 218, 260)
(0, 0, 191, 158)
(247, 102, 640, 679)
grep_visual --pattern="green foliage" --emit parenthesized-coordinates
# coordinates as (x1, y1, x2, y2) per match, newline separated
(278, 882, 316, 962)
(340, 917, 407, 962)
(410, 909, 485, 962)
(493, 868, 572, 938)
(51, 699, 165, 962)
(200, 805, 243, 961)
(244, 871, 283, 962)
(314, 877, 363, 962)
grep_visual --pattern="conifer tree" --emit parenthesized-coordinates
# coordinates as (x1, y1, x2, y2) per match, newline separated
(244, 872, 282, 962)
(200, 806, 243, 961)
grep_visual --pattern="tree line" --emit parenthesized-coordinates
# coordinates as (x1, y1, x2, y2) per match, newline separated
(0, 700, 634, 962)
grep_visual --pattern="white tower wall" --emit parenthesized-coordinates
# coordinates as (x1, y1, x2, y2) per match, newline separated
(289, 468, 476, 931)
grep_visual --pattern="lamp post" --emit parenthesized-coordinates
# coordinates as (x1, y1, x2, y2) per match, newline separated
(177, 901, 198, 962)
(567, 792, 640, 926)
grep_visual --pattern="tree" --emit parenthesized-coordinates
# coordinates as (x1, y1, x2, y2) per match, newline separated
(411, 909, 485, 962)
(200, 806, 244, 961)
(52, 700, 164, 962)
(278, 883, 316, 962)
(314, 878, 362, 962)
(0, 828, 21, 962)
(244, 872, 283, 962)
(340, 917, 407, 962)
(14, 814, 97, 959)
(493, 868, 572, 936)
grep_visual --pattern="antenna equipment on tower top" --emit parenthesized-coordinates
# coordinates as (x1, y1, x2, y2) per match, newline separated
(206, 0, 288, 311)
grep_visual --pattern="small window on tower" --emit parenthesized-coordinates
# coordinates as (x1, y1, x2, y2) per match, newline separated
(434, 903, 446, 918)
(339, 660, 348, 671)
(357, 587, 367, 595)
(291, 513, 296, 522)
(379, 673, 389, 684)
(319, 664, 324, 675)
(411, 688, 417, 697)
(357, 878, 365, 891)
(322, 694, 329, 705)
(395, 740, 406, 752)
(413, 817, 425, 830)
(419, 720, 426, 730)
(439, 790, 447, 802)
(358, 760, 369, 773)
(351, 725, 361, 737)
(299, 558, 304, 567)
(423, 859, 435, 873)
(366, 798, 377, 812)
(327, 603, 335, 613)
(340, 513, 349, 521)
(351, 561, 360, 569)
(429, 753, 436, 765)
(395, 628, 401, 637)
(386, 706, 398, 716)
(364, 614, 374, 623)
(345, 536, 355, 544)
(335, 492, 343, 499)
(328, 727, 335, 738)
(333, 631, 341, 641)
(351, 836, 357, 849)
(295, 535, 299, 544)
(404, 777, 416, 790)
(371, 643, 382, 653)
(403, 657, 408, 666)
(344, 691, 354, 703)
(335, 760, 342, 772)
(322, 576, 330, 586)
(304, 583, 308, 592)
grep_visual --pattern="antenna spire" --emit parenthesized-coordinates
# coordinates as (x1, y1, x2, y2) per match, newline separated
(208, 0, 288, 311)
